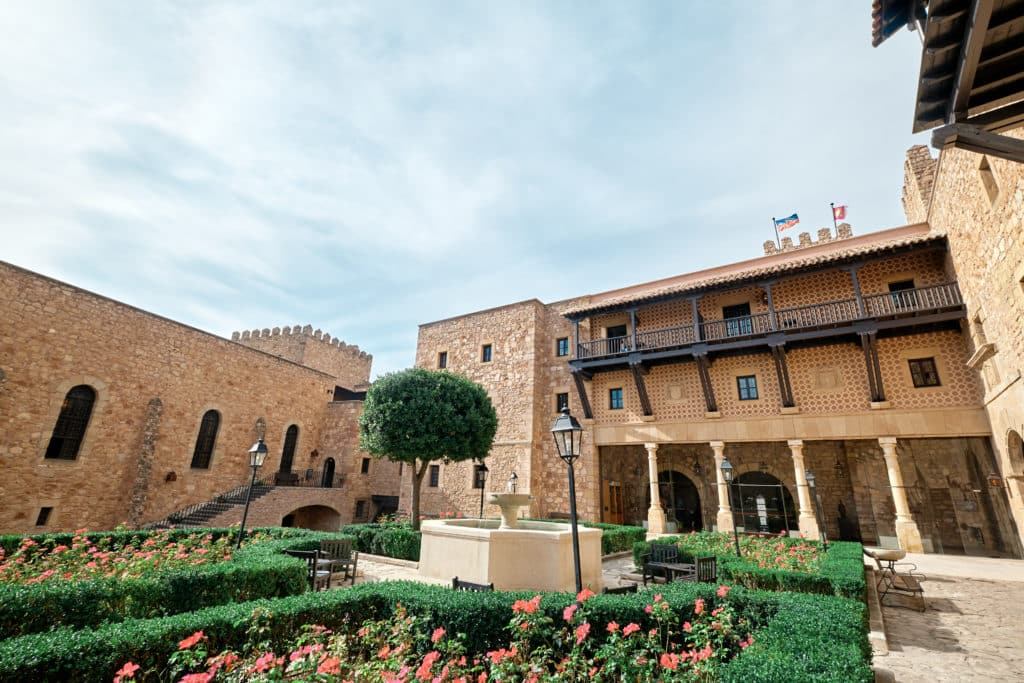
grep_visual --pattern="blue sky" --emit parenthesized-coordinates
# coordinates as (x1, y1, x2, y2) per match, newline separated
(1, 2, 926, 377)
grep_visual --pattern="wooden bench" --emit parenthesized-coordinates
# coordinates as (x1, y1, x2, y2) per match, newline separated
(603, 583, 638, 595)
(283, 549, 332, 592)
(452, 576, 494, 592)
(864, 547, 925, 611)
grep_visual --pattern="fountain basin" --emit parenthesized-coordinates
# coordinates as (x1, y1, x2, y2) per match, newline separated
(418, 518, 603, 592)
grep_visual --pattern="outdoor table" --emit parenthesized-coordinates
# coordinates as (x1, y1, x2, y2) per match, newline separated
(645, 561, 696, 583)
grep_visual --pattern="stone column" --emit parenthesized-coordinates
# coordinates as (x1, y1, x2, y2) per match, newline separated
(645, 443, 667, 534)
(879, 437, 924, 552)
(710, 441, 734, 532)
(788, 439, 820, 539)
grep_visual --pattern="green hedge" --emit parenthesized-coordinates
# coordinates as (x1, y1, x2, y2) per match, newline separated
(0, 581, 870, 682)
(530, 519, 646, 555)
(340, 523, 421, 561)
(0, 528, 350, 638)
(633, 537, 866, 600)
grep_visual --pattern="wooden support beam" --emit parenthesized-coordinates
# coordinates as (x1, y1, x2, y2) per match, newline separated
(848, 266, 865, 316)
(571, 371, 593, 419)
(932, 123, 1024, 163)
(770, 345, 795, 408)
(630, 361, 653, 417)
(629, 308, 639, 351)
(695, 354, 718, 413)
(764, 282, 777, 330)
(869, 332, 886, 402)
(948, 0, 994, 122)
(860, 333, 879, 402)
(690, 297, 701, 342)
(860, 332, 886, 403)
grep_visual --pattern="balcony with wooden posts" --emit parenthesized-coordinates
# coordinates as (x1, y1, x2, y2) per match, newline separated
(573, 281, 965, 367)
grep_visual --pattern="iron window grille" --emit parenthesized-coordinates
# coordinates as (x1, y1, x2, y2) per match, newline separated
(438, 351, 447, 369)
(429, 464, 440, 487)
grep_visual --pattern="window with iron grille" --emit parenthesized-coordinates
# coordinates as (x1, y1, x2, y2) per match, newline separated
(737, 375, 758, 400)
(429, 464, 440, 487)
(909, 358, 941, 387)
(190, 410, 220, 469)
(609, 388, 624, 410)
(481, 344, 493, 362)
(44, 385, 96, 460)
(556, 337, 569, 356)
(280, 424, 298, 473)
(556, 392, 569, 412)
(361, 457, 370, 474)
(438, 351, 447, 369)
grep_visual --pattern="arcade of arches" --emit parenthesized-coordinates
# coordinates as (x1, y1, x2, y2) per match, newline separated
(598, 436, 1021, 558)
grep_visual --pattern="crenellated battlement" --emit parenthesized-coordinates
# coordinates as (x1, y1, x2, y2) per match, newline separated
(231, 324, 372, 387)
(763, 223, 854, 256)
(231, 324, 372, 361)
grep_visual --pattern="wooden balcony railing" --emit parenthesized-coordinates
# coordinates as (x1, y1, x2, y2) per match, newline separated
(575, 281, 962, 360)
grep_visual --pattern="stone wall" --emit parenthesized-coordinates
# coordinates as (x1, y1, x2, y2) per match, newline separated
(903, 138, 1024, 551)
(0, 261, 337, 533)
(233, 326, 372, 389)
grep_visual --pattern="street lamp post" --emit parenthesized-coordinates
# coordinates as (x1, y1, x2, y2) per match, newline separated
(477, 461, 489, 519)
(551, 407, 584, 595)
(236, 438, 269, 549)
(720, 457, 741, 558)
(805, 470, 828, 551)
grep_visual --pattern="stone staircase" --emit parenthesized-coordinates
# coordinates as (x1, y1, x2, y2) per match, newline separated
(145, 479, 275, 529)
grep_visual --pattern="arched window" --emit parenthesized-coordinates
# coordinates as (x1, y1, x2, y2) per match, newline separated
(190, 410, 220, 469)
(280, 424, 299, 473)
(44, 385, 96, 460)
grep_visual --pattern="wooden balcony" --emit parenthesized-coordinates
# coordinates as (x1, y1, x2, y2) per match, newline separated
(575, 282, 964, 363)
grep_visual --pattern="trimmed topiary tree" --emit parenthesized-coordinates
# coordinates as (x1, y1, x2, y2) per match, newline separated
(358, 368, 498, 530)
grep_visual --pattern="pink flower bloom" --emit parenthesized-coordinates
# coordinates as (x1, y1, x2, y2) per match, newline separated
(575, 622, 591, 644)
(178, 631, 205, 650)
(683, 621, 692, 633)
(318, 656, 341, 674)
(694, 598, 705, 615)
(660, 652, 679, 671)
(606, 621, 619, 633)
(717, 585, 731, 598)
(623, 623, 640, 636)
(576, 587, 596, 603)
(114, 662, 140, 683)
(180, 674, 212, 683)
(654, 593, 662, 602)
(645, 605, 653, 614)
(431, 627, 446, 643)
(563, 604, 578, 622)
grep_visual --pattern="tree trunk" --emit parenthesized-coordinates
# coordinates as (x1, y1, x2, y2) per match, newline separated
(410, 460, 430, 531)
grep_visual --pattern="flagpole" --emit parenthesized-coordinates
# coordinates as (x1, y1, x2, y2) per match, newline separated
(771, 217, 780, 250)
(830, 203, 838, 231)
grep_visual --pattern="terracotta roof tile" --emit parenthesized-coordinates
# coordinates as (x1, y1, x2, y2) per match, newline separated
(564, 224, 943, 317)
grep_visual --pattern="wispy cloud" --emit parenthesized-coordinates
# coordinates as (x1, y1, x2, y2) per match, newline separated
(0, 1, 927, 376)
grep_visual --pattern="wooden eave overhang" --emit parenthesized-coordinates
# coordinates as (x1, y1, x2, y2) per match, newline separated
(563, 226, 945, 321)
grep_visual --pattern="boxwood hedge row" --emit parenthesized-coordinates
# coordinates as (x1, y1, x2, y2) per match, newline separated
(529, 519, 647, 555)
(0, 527, 350, 638)
(632, 537, 866, 600)
(0, 580, 870, 682)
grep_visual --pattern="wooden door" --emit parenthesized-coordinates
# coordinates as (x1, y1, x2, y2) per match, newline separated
(603, 479, 624, 525)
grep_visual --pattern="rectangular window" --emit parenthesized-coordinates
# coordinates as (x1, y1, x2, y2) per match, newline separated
(361, 457, 370, 474)
(473, 464, 488, 489)
(556, 337, 569, 356)
(609, 388, 624, 410)
(909, 358, 941, 387)
(723, 303, 753, 337)
(438, 351, 447, 369)
(888, 280, 917, 309)
(36, 507, 52, 526)
(355, 500, 367, 520)
(481, 344, 493, 362)
(556, 392, 569, 412)
(605, 324, 628, 353)
(429, 464, 440, 487)
(737, 375, 758, 400)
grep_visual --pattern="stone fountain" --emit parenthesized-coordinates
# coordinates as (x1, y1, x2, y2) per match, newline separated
(418, 492, 603, 592)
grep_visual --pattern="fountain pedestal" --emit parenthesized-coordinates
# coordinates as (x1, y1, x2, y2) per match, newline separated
(418, 493, 603, 592)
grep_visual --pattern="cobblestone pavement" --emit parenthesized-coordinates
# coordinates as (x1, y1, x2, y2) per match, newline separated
(873, 575, 1024, 683)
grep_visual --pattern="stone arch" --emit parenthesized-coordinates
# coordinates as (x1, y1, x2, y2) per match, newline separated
(730, 471, 798, 535)
(284, 504, 341, 531)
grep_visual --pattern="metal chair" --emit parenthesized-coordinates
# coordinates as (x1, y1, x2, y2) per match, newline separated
(452, 576, 494, 592)
(320, 538, 358, 584)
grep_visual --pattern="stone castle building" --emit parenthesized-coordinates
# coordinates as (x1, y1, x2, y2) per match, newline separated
(0, 260, 400, 534)
(413, 158, 1024, 557)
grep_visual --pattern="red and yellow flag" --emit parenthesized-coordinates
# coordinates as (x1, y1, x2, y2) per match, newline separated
(833, 205, 847, 221)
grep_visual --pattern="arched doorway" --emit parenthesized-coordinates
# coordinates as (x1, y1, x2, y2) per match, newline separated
(321, 458, 336, 488)
(284, 505, 340, 531)
(658, 470, 703, 532)
(731, 472, 797, 534)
